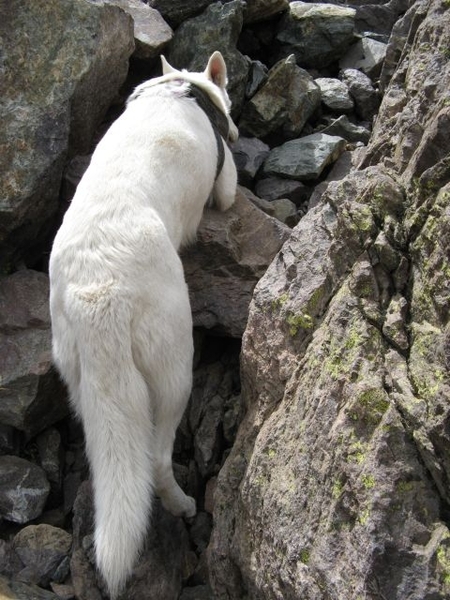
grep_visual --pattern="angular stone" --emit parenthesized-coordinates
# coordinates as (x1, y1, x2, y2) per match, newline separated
(382, 294, 409, 351)
(231, 136, 270, 187)
(182, 188, 290, 337)
(147, 0, 215, 27)
(245, 60, 268, 98)
(276, 1, 356, 69)
(0, 0, 134, 268)
(239, 55, 321, 140)
(8, 580, 59, 599)
(320, 115, 371, 145)
(340, 68, 381, 122)
(243, 0, 289, 23)
(0, 456, 50, 524)
(0, 271, 68, 436)
(12, 524, 72, 587)
(270, 198, 298, 227)
(167, 1, 249, 116)
(103, 0, 173, 60)
(340, 37, 388, 79)
(263, 133, 346, 181)
(255, 176, 311, 206)
(315, 77, 354, 113)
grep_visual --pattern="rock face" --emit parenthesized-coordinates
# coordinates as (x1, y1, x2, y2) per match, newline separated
(208, 0, 450, 598)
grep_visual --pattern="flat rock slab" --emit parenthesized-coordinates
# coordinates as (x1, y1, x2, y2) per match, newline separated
(263, 133, 346, 181)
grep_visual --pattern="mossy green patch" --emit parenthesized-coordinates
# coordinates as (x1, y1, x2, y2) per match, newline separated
(286, 311, 314, 336)
(361, 474, 375, 489)
(299, 549, 310, 565)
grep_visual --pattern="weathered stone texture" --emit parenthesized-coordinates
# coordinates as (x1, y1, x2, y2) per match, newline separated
(0, 0, 134, 268)
(182, 189, 290, 337)
(208, 0, 450, 598)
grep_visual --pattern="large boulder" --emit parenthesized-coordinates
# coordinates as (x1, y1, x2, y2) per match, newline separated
(0, 0, 134, 269)
(208, 0, 450, 597)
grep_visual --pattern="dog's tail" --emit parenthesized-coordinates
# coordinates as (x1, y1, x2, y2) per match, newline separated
(71, 285, 153, 598)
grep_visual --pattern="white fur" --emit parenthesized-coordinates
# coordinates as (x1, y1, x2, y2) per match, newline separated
(49, 52, 237, 599)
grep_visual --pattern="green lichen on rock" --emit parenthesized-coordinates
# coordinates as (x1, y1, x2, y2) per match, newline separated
(286, 311, 314, 335)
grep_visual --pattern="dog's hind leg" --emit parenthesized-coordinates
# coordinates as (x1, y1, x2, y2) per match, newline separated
(131, 270, 196, 519)
(213, 142, 238, 211)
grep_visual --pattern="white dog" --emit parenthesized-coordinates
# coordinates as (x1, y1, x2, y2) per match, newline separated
(49, 52, 238, 598)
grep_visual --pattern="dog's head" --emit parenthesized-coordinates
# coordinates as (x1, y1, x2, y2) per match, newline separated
(159, 52, 239, 143)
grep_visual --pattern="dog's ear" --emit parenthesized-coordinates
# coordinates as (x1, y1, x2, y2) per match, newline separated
(161, 55, 176, 75)
(205, 51, 227, 88)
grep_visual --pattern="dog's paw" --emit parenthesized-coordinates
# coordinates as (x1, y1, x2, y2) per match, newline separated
(160, 487, 196, 519)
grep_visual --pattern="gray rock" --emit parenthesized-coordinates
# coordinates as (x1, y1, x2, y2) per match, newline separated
(182, 188, 290, 337)
(71, 481, 192, 599)
(231, 136, 270, 186)
(209, 163, 449, 599)
(255, 177, 311, 206)
(276, 2, 356, 69)
(355, 0, 410, 41)
(262, 133, 346, 181)
(7, 580, 59, 599)
(0, 456, 50, 523)
(239, 55, 321, 140)
(315, 77, 354, 112)
(167, 1, 249, 116)
(179, 585, 213, 600)
(245, 60, 268, 98)
(147, 0, 215, 27)
(270, 198, 299, 227)
(189, 347, 240, 477)
(340, 68, 380, 121)
(243, 0, 289, 23)
(103, 0, 173, 60)
(12, 524, 72, 587)
(36, 429, 62, 489)
(0, 424, 16, 454)
(208, 6, 450, 594)
(340, 37, 388, 79)
(320, 115, 371, 144)
(0, 0, 134, 268)
(0, 270, 68, 436)
(382, 294, 409, 351)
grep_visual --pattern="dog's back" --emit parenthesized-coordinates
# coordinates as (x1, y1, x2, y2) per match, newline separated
(49, 52, 237, 598)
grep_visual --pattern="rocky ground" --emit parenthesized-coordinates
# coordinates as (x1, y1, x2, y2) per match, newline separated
(1, 0, 449, 599)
